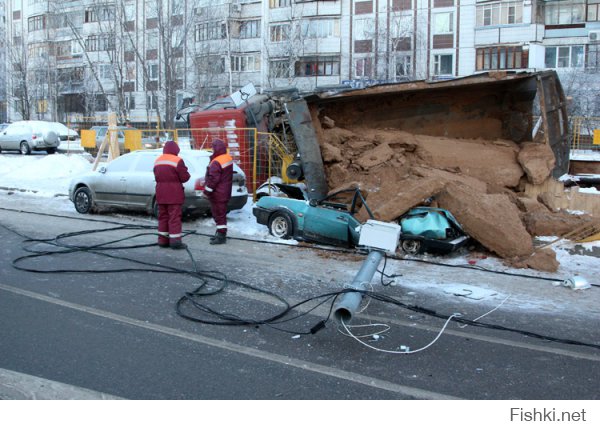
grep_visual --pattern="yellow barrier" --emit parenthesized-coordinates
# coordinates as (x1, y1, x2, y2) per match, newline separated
(81, 130, 96, 148)
(124, 129, 142, 151)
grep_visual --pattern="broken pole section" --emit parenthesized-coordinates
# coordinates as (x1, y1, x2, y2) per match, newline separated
(333, 250, 384, 323)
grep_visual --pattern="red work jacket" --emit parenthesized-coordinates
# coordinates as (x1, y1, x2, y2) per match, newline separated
(153, 142, 190, 204)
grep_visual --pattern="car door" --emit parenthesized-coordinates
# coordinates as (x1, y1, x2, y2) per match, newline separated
(302, 204, 357, 247)
(125, 152, 157, 208)
(92, 155, 133, 206)
(0, 124, 26, 150)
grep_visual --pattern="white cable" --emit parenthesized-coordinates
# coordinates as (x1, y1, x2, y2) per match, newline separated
(457, 294, 511, 329)
(340, 313, 461, 354)
(338, 322, 390, 339)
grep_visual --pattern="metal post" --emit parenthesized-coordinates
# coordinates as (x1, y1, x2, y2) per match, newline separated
(333, 250, 384, 323)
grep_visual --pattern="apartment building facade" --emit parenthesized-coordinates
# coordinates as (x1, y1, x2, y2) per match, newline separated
(2, 0, 599, 125)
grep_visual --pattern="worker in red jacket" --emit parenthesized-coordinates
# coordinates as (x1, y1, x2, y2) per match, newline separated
(204, 138, 233, 245)
(153, 140, 190, 249)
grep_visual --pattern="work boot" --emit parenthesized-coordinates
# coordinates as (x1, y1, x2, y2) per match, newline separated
(210, 231, 227, 245)
(169, 241, 187, 250)
(157, 242, 169, 248)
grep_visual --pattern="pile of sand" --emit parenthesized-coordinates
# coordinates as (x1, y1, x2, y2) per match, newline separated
(318, 121, 594, 272)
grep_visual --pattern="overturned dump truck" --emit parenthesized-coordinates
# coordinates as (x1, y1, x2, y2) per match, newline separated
(184, 71, 590, 271)
(283, 71, 593, 272)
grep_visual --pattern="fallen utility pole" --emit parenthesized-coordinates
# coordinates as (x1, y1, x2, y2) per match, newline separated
(333, 249, 384, 323)
(332, 220, 401, 323)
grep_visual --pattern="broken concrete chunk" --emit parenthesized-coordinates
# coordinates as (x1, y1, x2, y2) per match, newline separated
(321, 116, 335, 129)
(522, 210, 594, 237)
(511, 248, 559, 273)
(436, 184, 534, 259)
(355, 143, 395, 169)
(371, 176, 447, 221)
(322, 127, 355, 146)
(414, 136, 524, 188)
(518, 142, 555, 185)
(515, 197, 550, 214)
(321, 141, 343, 163)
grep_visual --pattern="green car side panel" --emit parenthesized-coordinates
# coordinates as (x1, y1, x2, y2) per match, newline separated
(257, 196, 362, 245)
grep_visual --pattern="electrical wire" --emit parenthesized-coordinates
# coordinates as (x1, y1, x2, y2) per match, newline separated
(340, 313, 461, 354)
(1, 214, 600, 352)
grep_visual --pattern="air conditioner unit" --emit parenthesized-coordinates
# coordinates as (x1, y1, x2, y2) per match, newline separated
(589, 31, 600, 43)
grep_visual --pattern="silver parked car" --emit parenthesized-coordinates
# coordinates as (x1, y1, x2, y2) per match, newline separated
(69, 149, 249, 217)
(0, 120, 62, 154)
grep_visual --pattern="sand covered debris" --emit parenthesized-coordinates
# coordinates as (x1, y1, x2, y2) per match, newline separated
(319, 125, 594, 272)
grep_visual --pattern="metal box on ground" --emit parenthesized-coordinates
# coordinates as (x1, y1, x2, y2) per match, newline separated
(358, 220, 402, 253)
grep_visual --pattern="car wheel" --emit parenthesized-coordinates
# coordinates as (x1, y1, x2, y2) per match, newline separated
(73, 187, 93, 214)
(401, 239, 422, 255)
(46, 148, 56, 154)
(20, 141, 31, 155)
(268, 212, 293, 239)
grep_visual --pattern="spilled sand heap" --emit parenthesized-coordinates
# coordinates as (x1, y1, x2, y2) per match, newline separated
(318, 121, 594, 272)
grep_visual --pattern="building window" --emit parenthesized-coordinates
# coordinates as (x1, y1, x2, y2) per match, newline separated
(84, 6, 115, 23)
(269, 0, 291, 8)
(195, 21, 227, 41)
(395, 54, 412, 78)
(433, 12, 453, 34)
(587, 44, 600, 70)
(125, 94, 136, 110)
(433, 54, 453, 75)
(588, 2, 600, 21)
(231, 54, 260, 72)
(28, 15, 46, 31)
(355, 58, 372, 78)
(544, 1, 585, 25)
(98, 64, 112, 80)
(55, 41, 71, 57)
(295, 56, 340, 77)
(147, 94, 158, 110)
(28, 43, 47, 59)
(545, 45, 584, 68)
(148, 63, 159, 80)
(238, 20, 260, 39)
(269, 59, 291, 78)
(476, 46, 524, 70)
(270, 24, 290, 42)
(301, 19, 340, 39)
(86, 34, 116, 51)
(476, 1, 523, 27)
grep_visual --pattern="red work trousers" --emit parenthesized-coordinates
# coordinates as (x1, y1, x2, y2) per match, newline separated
(210, 200, 228, 233)
(157, 203, 183, 245)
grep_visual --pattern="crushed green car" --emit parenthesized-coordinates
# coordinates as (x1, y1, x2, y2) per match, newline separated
(253, 187, 468, 253)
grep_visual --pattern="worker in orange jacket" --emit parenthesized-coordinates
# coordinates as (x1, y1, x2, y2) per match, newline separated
(204, 138, 233, 245)
(153, 140, 190, 249)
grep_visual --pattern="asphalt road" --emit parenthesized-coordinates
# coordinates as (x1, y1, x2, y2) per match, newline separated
(0, 204, 599, 401)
